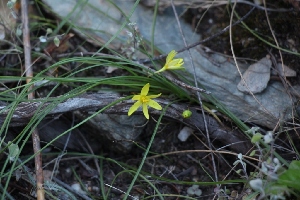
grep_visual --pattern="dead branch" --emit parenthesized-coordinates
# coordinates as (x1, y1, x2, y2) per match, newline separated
(0, 93, 252, 154)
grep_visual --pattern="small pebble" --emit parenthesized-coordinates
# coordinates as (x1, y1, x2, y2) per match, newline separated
(178, 126, 194, 142)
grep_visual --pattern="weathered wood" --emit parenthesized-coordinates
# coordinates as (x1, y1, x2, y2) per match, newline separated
(0, 93, 252, 153)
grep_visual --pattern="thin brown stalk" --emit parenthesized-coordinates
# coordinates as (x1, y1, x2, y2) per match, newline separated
(170, 0, 218, 185)
(21, 0, 45, 199)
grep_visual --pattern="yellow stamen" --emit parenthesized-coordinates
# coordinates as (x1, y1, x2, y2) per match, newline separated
(141, 96, 149, 103)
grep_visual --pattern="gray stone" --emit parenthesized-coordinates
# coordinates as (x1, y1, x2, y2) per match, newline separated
(42, 0, 198, 54)
(42, 0, 299, 129)
(184, 49, 294, 128)
(237, 57, 272, 94)
(275, 63, 297, 77)
(75, 112, 147, 152)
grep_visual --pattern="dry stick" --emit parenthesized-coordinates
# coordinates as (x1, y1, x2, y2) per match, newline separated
(0, 93, 252, 155)
(50, 114, 75, 181)
(52, 177, 92, 200)
(77, 130, 102, 176)
(228, 6, 267, 199)
(170, 0, 219, 184)
(147, 149, 259, 162)
(262, 1, 297, 171)
(139, 6, 255, 64)
(21, 0, 45, 199)
(262, 0, 295, 130)
(229, 8, 280, 124)
(170, 0, 292, 12)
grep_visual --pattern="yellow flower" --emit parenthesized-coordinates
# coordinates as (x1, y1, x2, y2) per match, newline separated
(155, 50, 184, 73)
(128, 83, 162, 119)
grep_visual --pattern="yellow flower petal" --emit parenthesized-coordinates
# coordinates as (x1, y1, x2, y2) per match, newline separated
(141, 83, 149, 96)
(155, 50, 184, 74)
(142, 103, 149, 119)
(128, 101, 142, 116)
(148, 99, 162, 110)
(167, 65, 184, 70)
(168, 59, 184, 68)
(132, 95, 141, 100)
(166, 50, 177, 63)
(127, 83, 162, 119)
(147, 93, 161, 98)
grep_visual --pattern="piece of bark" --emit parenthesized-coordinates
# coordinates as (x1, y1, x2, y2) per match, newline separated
(0, 93, 252, 154)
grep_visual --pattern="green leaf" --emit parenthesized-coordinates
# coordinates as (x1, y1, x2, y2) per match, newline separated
(54, 36, 60, 47)
(8, 142, 19, 162)
(251, 133, 262, 143)
(278, 161, 300, 190)
(288, 160, 300, 170)
(250, 150, 256, 157)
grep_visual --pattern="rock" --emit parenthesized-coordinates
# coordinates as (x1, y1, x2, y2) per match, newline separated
(41, 0, 197, 54)
(185, 48, 295, 128)
(42, 0, 299, 129)
(178, 126, 194, 142)
(237, 56, 272, 94)
(42, 0, 124, 49)
(275, 63, 296, 77)
(75, 112, 147, 153)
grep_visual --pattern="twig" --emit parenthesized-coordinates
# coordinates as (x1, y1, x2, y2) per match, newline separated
(139, 6, 255, 64)
(50, 114, 75, 181)
(21, 0, 45, 199)
(78, 129, 102, 176)
(171, 0, 218, 184)
(52, 177, 92, 200)
(164, 74, 211, 94)
(143, 0, 292, 12)
(262, 0, 296, 131)
(190, 0, 292, 12)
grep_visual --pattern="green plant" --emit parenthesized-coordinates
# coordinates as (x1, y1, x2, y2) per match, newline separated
(245, 127, 300, 199)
